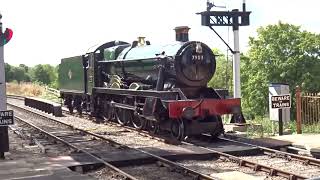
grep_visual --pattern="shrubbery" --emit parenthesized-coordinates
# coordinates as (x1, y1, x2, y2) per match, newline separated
(5, 63, 58, 88)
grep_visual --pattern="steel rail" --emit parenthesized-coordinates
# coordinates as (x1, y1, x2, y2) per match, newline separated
(9, 125, 47, 153)
(68, 104, 320, 169)
(7, 98, 310, 179)
(63, 109, 309, 179)
(7, 102, 125, 148)
(62, 109, 182, 145)
(62, 106, 310, 179)
(13, 115, 138, 180)
(8, 96, 177, 145)
(220, 135, 320, 167)
(6, 94, 25, 100)
(7, 102, 218, 180)
(182, 140, 308, 180)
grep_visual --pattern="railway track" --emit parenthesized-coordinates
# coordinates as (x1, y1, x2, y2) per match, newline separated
(7, 96, 320, 179)
(12, 116, 139, 180)
(63, 104, 320, 177)
(61, 109, 320, 179)
(187, 133, 320, 167)
(7, 94, 25, 100)
(183, 137, 320, 179)
(7, 101, 217, 180)
(220, 136, 320, 167)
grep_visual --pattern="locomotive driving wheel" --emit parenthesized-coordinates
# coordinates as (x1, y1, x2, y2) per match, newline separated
(115, 98, 134, 125)
(171, 118, 186, 141)
(115, 108, 131, 125)
(148, 120, 160, 134)
(65, 96, 73, 114)
(68, 104, 74, 114)
(210, 116, 224, 139)
(102, 100, 114, 122)
(75, 103, 82, 115)
(132, 115, 146, 130)
(73, 96, 82, 115)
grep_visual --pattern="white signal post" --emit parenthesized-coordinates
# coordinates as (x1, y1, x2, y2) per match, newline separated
(198, 0, 250, 123)
(232, 0, 246, 99)
(233, 27, 241, 98)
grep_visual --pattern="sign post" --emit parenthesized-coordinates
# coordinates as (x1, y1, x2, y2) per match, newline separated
(271, 94, 291, 136)
(0, 13, 13, 159)
(278, 109, 283, 136)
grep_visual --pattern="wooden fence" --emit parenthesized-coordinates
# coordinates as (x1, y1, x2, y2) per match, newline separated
(45, 86, 60, 97)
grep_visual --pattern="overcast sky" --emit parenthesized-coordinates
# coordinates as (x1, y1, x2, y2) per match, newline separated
(1, 0, 319, 66)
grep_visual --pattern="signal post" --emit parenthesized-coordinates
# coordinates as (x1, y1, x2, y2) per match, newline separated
(0, 13, 13, 159)
(198, 1, 251, 123)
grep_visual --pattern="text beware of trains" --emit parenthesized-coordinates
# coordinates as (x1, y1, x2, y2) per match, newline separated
(271, 95, 291, 109)
(0, 110, 14, 126)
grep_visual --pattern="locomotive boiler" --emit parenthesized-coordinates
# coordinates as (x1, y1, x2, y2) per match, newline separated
(59, 26, 241, 140)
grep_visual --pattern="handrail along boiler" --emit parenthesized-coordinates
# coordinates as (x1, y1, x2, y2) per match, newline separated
(58, 26, 241, 140)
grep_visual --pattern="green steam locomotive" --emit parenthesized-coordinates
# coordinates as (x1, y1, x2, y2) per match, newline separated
(58, 26, 241, 140)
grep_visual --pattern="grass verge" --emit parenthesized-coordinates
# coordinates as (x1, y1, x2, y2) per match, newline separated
(6, 82, 60, 103)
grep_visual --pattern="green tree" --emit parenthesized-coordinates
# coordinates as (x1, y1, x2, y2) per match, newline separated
(18, 64, 31, 82)
(19, 64, 29, 73)
(4, 63, 13, 82)
(31, 64, 56, 85)
(49, 65, 59, 89)
(208, 49, 233, 93)
(242, 22, 320, 117)
(11, 66, 26, 83)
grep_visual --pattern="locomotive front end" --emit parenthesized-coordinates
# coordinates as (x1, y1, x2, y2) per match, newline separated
(175, 41, 216, 87)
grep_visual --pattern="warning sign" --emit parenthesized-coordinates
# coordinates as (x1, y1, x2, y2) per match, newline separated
(271, 95, 291, 109)
(0, 110, 14, 126)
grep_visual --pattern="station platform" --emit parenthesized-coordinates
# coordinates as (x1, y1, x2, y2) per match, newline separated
(211, 171, 265, 180)
(0, 153, 99, 180)
(270, 134, 320, 155)
(0, 158, 95, 180)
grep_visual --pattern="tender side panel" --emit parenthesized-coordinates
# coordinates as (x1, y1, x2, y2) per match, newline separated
(58, 56, 85, 92)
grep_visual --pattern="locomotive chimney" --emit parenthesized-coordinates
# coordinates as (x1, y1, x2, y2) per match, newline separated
(138, 36, 146, 46)
(174, 26, 190, 42)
